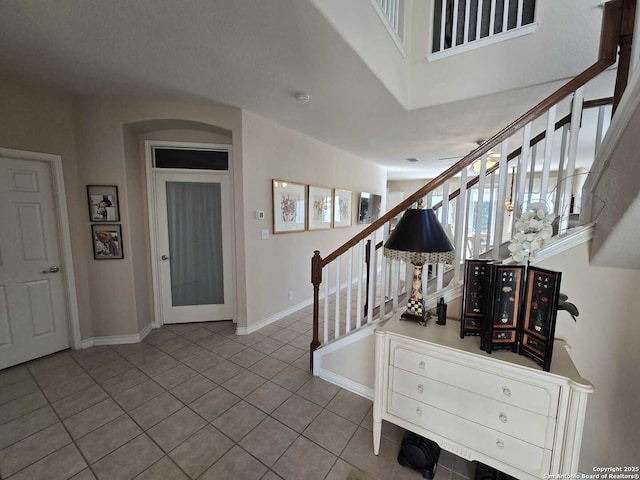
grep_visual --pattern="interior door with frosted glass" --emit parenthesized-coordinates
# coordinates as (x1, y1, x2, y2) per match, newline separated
(155, 172, 234, 323)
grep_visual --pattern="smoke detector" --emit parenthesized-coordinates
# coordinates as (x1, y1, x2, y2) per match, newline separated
(295, 93, 310, 104)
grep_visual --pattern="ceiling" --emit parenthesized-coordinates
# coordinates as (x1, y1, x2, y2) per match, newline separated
(0, 0, 615, 180)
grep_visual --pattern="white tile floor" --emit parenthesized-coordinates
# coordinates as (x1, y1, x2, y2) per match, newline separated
(0, 312, 476, 480)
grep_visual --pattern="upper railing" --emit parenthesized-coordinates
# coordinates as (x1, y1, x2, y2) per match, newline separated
(310, 0, 628, 370)
(430, 0, 537, 59)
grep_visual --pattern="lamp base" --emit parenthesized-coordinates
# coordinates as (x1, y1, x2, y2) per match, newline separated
(400, 300, 431, 326)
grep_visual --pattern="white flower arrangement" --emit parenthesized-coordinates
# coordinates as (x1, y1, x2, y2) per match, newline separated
(508, 202, 554, 263)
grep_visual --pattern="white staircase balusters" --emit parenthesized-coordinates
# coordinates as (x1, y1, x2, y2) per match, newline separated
(453, 166, 468, 280)
(474, 156, 488, 257)
(492, 140, 510, 260)
(345, 248, 353, 334)
(527, 143, 537, 205)
(559, 88, 585, 234)
(555, 124, 570, 217)
(517, 0, 524, 28)
(517, 123, 532, 216)
(540, 105, 557, 203)
(356, 239, 365, 329)
(323, 264, 329, 345)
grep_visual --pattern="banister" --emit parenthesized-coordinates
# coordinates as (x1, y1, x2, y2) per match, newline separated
(319, 0, 621, 269)
(430, 97, 614, 211)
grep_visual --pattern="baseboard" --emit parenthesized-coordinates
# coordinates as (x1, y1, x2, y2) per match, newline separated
(235, 298, 313, 335)
(80, 322, 154, 348)
(235, 276, 360, 335)
(317, 368, 374, 401)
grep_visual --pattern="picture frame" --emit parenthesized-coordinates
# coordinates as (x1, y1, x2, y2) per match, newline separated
(308, 185, 333, 230)
(483, 264, 525, 354)
(92, 224, 124, 260)
(272, 179, 306, 234)
(87, 185, 120, 222)
(357, 192, 382, 224)
(519, 266, 562, 371)
(333, 188, 353, 228)
(460, 259, 493, 338)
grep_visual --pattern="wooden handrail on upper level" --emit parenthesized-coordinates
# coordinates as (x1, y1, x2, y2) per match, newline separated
(310, 0, 626, 368)
(431, 97, 614, 210)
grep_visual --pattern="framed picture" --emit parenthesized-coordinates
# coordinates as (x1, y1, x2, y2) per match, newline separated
(519, 266, 562, 371)
(460, 259, 493, 338)
(483, 264, 525, 354)
(357, 192, 382, 224)
(333, 189, 353, 228)
(92, 224, 124, 260)
(87, 185, 120, 222)
(308, 185, 333, 230)
(272, 179, 306, 234)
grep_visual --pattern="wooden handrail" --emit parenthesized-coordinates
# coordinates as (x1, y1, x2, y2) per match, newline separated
(310, 0, 626, 370)
(318, 0, 622, 269)
(430, 97, 614, 210)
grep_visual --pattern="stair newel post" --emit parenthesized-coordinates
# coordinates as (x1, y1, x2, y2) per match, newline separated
(613, 0, 636, 113)
(310, 250, 323, 370)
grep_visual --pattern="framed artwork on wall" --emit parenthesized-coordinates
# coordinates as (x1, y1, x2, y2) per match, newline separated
(308, 185, 333, 230)
(519, 266, 562, 371)
(357, 192, 382, 224)
(92, 224, 124, 259)
(87, 185, 120, 222)
(272, 179, 306, 233)
(333, 189, 352, 228)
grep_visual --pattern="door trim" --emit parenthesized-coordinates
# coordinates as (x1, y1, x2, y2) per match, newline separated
(0, 147, 82, 350)
(145, 140, 235, 328)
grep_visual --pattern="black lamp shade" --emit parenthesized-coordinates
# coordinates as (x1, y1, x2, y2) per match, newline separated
(384, 209, 454, 263)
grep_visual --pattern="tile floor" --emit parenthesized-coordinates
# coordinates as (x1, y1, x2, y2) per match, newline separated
(0, 310, 475, 480)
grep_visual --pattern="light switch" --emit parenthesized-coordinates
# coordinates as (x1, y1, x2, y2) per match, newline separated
(261, 229, 269, 239)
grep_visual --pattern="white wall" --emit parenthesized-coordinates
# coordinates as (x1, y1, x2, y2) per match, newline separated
(538, 243, 640, 471)
(312, 1, 604, 110)
(241, 110, 387, 328)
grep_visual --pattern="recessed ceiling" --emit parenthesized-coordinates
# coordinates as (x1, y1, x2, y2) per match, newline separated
(0, 0, 615, 180)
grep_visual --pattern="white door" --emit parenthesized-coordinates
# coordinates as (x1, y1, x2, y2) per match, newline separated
(0, 156, 70, 369)
(154, 171, 235, 324)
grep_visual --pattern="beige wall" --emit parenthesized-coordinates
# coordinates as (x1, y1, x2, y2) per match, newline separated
(73, 98, 245, 336)
(1, 76, 387, 341)
(241, 110, 387, 326)
(0, 76, 92, 338)
(538, 242, 640, 471)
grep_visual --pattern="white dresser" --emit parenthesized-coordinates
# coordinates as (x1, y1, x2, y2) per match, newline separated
(373, 314, 594, 480)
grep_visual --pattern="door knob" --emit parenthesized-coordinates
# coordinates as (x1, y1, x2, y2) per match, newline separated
(42, 266, 60, 273)
(161, 255, 170, 261)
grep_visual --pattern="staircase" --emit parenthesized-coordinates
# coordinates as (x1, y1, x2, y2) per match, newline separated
(309, 0, 634, 373)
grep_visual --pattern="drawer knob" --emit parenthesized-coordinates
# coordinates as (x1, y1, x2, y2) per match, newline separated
(416, 407, 422, 416)
(417, 384, 424, 394)
(499, 413, 508, 423)
(496, 439, 505, 449)
(502, 387, 512, 397)
(418, 361, 426, 370)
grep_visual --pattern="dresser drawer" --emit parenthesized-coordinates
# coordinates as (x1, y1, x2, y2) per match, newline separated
(389, 392, 552, 475)
(391, 367, 553, 448)
(392, 344, 559, 417)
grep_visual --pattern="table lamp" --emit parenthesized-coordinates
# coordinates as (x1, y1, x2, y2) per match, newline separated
(384, 208, 454, 323)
